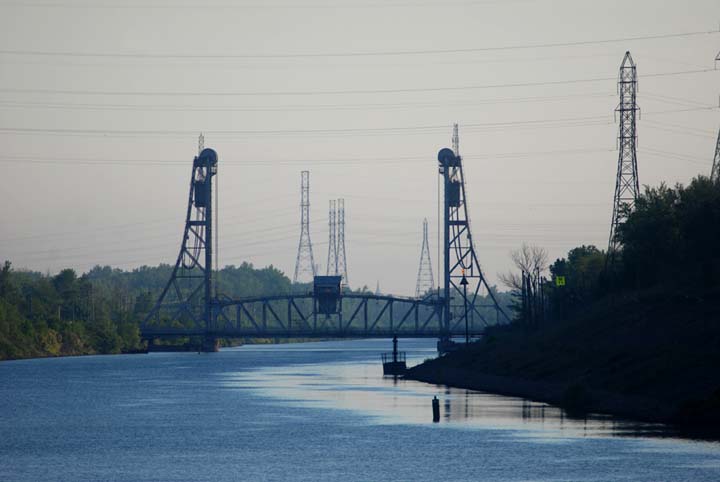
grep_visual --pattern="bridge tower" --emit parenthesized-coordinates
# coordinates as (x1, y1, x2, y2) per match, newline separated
(326, 200, 338, 275)
(607, 51, 640, 265)
(711, 128, 720, 182)
(415, 218, 434, 298)
(337, 199, 348, 284)
(437, 126, 509, 337)
(142, 147, 219, 351)
(293, 171, 317, 283)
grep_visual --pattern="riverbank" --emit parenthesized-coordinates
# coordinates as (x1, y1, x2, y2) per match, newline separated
(407, 360, 676, 423)
(406, 287, 720, 427)
(0, 337, 338, 362)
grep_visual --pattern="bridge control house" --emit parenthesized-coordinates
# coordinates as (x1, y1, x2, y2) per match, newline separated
(313, 276, 343, 315)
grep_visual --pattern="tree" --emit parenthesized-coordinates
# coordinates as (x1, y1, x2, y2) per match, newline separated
(498, 244, 549, 324)
(548, 245, 605, 319)
(498, 243, 548, 291)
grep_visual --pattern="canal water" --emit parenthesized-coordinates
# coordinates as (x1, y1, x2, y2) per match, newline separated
(1, 339, 719, 481)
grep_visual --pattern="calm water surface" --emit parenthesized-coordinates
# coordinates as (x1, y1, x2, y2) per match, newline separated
(1, 339, 719, 481)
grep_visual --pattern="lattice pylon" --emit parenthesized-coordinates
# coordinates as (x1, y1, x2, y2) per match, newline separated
(711, 128, 720, 182)
(415, 218, 434, 298)
(336, 199, 348, 284)
(293, 171, 317, 283)
(607, 51, 640, 264)
(326, 200, 338, 275)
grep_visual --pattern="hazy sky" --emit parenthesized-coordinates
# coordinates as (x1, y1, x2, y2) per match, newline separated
(1, 0, 718, 296)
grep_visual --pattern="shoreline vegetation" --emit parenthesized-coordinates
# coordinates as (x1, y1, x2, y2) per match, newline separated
(405, 286, 720, 426)
(408, 176, 720, 428)
(0, 337, 330, 362)
(0, 261, 325, 361)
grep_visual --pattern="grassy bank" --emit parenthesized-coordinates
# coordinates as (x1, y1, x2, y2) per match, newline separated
(406, 287, 720, 426)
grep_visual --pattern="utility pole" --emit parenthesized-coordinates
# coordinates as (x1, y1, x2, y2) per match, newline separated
(336, 199, 348, 284)
(326, 200, 338, 276)
(415, 218, 434, 298)
(293, 171, 317, 283)
(607, 51, 640, 266)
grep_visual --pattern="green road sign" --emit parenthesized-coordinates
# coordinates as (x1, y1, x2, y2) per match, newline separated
(555, 276, 566, 287)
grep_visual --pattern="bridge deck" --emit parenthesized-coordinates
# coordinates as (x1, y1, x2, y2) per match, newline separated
(142, 292, 492, 340)
(141, 328, 484, 339)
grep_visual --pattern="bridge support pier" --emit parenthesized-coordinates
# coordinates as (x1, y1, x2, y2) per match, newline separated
(201, 335, 219, 353)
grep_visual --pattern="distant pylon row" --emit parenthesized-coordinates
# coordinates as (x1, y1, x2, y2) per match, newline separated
(292, 171, 349, 285)
(327, 198, 348, 284)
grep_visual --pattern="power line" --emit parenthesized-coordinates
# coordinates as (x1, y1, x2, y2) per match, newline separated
(0, 0, 531, 10)
(0, 105, 713, 139)
(0, 30, 715, 59)
(0, 68, 713, 97)
(644, 122, 718, 140)
(0, 92, 615, 113)
(0, 147, 616, 167)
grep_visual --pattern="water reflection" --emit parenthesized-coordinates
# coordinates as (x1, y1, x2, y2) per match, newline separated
(219, 344, 679, 441)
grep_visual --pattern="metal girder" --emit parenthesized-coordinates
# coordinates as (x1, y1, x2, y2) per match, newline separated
(140, 292, 452, 339)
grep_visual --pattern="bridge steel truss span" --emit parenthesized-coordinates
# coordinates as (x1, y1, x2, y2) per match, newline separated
(141, 139, 510, 346)
(141, 293, 478, 339)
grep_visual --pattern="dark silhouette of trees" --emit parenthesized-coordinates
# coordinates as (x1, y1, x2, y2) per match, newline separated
(0, 262, 295, 360)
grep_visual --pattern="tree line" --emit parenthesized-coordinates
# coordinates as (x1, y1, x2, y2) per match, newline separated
(0, 262, 292, 360)
(504, 175, 720, 324)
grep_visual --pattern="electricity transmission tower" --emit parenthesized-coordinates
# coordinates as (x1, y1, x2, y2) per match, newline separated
(293, 171, 317, 283)
(415, 218, 434, 298)
(607, 51, 640, 265)
(711, 128, 720, 182)
(326, 200, 338, 275)
(336, 199, 348, 284)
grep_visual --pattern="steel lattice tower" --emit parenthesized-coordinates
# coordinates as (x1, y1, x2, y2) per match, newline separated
(293, 171, 317, 283)
(415, 218, 434, 298)
(607, 51, 640, 263)
(336, 198, 348, 284)
(711, 128, 720, 182)
(326, 200, 338, 275)
(143, 148, 218, 350)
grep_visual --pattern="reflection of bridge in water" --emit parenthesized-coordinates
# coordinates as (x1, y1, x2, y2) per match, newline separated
(141, 142, 509, 350)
